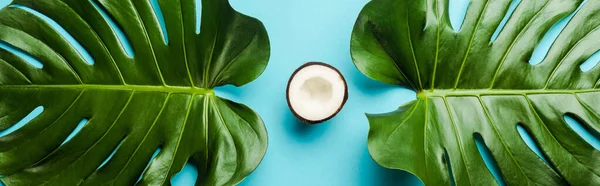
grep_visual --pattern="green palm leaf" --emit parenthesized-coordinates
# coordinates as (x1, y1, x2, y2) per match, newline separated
(351, 0, 600, 185)
(0, 0, 269, 185)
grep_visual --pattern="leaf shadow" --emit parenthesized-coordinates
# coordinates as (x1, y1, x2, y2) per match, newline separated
(359, 145, 424, 186)
(347, 65, 401, 95)
(214, 85, 245, 100)
(343, 61, 416, 115)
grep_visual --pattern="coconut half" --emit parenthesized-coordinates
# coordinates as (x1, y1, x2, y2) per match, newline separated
(286, 62, 348, 124)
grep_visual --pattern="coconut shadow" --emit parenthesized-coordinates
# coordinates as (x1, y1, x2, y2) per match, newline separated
(282, 104, 332, 143)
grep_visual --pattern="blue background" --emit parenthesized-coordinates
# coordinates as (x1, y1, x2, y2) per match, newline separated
(1, 0, 600, 185)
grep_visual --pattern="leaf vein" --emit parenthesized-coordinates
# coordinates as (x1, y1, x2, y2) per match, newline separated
(423, 98, 429, 182)
(430, 0, 442, 90)
(202, 96, 209, 178)
(224, 99, 260, 141)
(179, 0, 195, 87)
(0, 58, 32, 84)
(210, 30, 258, 87)
(81, 1, 125, 84)
(544, 26, 600, 88)
(40, 91, 135, 185)
(159, 93, 195, 184)
(477, 96, 534, 184)
(489, 0, 552, 88)
(454, 0, 491, 89)
(524, 94, 600, 177)
(129, 2, 166, 85)
(204, 14, 220, 88)
(384, 100, 421, 145)
(210, 96, 239, 184)
(368, 21, 416, 90)
(443, 97, 474, 185)
(406, 5, 422, 90)
(13, 89, 84, 153)
(111, 93, 171, 183)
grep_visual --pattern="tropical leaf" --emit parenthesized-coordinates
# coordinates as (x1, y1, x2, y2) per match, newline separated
(0, 0, 269, 185)
(351, 0, 600, 185)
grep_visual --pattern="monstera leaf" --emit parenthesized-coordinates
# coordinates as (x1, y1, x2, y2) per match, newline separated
(0, 0, 269, 185)
(352, 0, 600, 185)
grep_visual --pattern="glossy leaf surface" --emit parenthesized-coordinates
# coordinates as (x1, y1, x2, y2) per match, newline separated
(352, 0, 600, 185)
(0, 0, 269, 185)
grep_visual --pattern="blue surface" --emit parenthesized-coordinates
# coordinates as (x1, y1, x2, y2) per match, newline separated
(61, 118, 89, 145)
(449, 0, 469, 31)
(529, 0, 588, 65)
(491, 0, 520, 42)
(150, 0, 169, 44)
(581, 50, 600, 72)
(138, 148, 162, 183)
(221, 0, 420, 185)
(0, 106, 43, 138)
(474, 134, 505, 186)
(0, 40, 43, 68)
(564, 115, 600, 151)
(89, 0, 135, 57)
(1, 0, 600, 186)
(517, 124, 551, 165)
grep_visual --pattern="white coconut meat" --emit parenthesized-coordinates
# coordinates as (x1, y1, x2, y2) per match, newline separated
(287, 63, 347, 123)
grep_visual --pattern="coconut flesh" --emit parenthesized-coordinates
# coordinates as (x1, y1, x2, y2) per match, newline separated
(287, 63, 347, 123)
